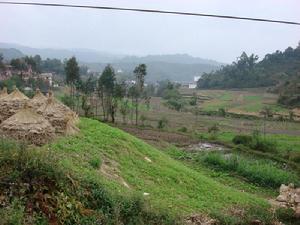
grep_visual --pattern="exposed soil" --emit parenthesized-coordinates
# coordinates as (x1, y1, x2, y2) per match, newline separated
(115, 125, 198, 148)
(100, 157, 130, 189)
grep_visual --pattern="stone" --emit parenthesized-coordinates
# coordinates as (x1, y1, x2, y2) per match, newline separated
(279, 184, 289, 193)
(295, 206, 300, 218)
(276, 194, 287, 202)
(288, 183, 295, 189)
(295, 195, 300, 203)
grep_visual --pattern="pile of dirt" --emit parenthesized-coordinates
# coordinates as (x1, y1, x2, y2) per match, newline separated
(276, 183, 300, 218)
(0, 87, 29, 123)
(0, 87, 8, 99)
(37, 93, 78, 134)
(0, 105, 55, 146)
(28, 88, 47, 109)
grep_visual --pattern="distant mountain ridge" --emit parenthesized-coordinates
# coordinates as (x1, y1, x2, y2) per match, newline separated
(0, 42, 224, 82)
(0, 48, 24, 61)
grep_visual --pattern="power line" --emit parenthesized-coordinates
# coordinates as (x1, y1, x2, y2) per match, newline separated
(0, 1, 300, 26)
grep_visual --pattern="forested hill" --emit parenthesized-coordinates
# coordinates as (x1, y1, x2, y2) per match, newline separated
(197, 43, 300, 89)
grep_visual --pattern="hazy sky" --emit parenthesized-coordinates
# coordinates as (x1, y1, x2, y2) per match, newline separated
(1, 0, 300, 63)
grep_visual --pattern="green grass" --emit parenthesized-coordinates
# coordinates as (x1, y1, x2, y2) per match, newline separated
(200, 90, 288, 114)
(165, 146, 277, 198)
(201, 152, 299, 188)
(48, 118, 269, 217)
(200, 131, 300, 153)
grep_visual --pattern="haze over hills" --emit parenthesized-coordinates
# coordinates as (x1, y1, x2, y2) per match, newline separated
(0, 42, 224, 82)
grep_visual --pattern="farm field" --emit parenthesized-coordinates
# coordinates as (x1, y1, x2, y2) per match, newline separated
(180, 88, 299, 117)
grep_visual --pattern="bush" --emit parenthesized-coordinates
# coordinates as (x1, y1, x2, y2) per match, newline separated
(232, 135, 253, 146)
(275, 207, 297, 224)
(157, 117, 168, 129)
(89, 158, 101, 169)
(60, 94, 76, 108)
(0, 199, 25, 225)
(165, 99, 185, 111)
(232, 132, 277, 153)
(218, 108, 226, 117)
(178, 127, 188, 133)
(288, 151, 300, 163)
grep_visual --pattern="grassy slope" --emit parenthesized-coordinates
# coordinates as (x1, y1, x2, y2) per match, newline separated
(47, 118, 269, 217)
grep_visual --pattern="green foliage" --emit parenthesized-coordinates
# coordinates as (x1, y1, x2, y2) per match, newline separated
(201, 152, 299, 188)
(275, 207, 298, 224)
(197, 45, 300, 89)
(60, 94, 76, 108)
(134, 64, 147, 93)
(189, 93, 197, 106)
(0, 199, 25, 225)
(139, 114, 147, 126)
(89, 158, 101, 169)
(208, 124, 220, 134)
(165, 98, 185, 111)
(157, 117, 168, 129)
(232, 132, 278, 153)
(232, 135, 253, 146)
(218, 107, 226, 117)
(178, 127, 188, 133)
(65, 57, 80, 85)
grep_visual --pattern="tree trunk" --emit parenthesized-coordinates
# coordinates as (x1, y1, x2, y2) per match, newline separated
(135, 97, 138, 126)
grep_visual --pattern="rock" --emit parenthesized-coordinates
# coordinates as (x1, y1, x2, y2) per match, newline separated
(296, 188, 300, 195)
(288, 183, 295, 189)
(295, 206, 300, 218)
(295, 195, 300, 203)
(280, 184, 289, 193)
(277, 194, 287, 202)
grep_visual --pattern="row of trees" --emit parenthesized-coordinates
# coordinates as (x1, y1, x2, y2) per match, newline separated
(64, 57, 147, 125)
(197, 43, 300, 89)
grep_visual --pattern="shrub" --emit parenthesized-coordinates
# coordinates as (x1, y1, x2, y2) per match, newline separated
(288, 151, 300, 163)
(89, 158, 101, 169)
(178, 127, 188, 133)
(232, 135, 253, 146)
(60, 94, 76, 108)
(275, 207, 297, 224)
(157, 117, 168, 129)
(232, 132, 278, 153)
(218, 108, 226, 117)
(208, 124, 219, 134)
(0, 199, 25, 225)
(165, 99, 185, 111)
(140, 114, 147, 126)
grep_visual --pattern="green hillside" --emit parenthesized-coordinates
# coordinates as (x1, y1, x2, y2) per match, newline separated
(0, 118, 271, 224)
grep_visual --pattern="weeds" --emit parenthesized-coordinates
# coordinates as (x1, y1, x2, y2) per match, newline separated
(201, 152, 299, 188)
(232, 132, 278, 153)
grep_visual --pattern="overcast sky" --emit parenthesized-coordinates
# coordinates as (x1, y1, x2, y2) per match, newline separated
(1, 0, 300, 63)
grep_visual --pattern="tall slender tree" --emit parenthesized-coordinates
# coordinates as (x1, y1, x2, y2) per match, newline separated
(133, 64, 147, 125)
(65, 57, 80, 110)
(98, 65, 116, 122)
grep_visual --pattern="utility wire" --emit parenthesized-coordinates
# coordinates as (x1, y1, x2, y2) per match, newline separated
(0, 1, 299, 26)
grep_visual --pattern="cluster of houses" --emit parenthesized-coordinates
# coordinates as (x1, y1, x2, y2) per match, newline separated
(0, 64, 55, 88)
(181, 76, 201, 89)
